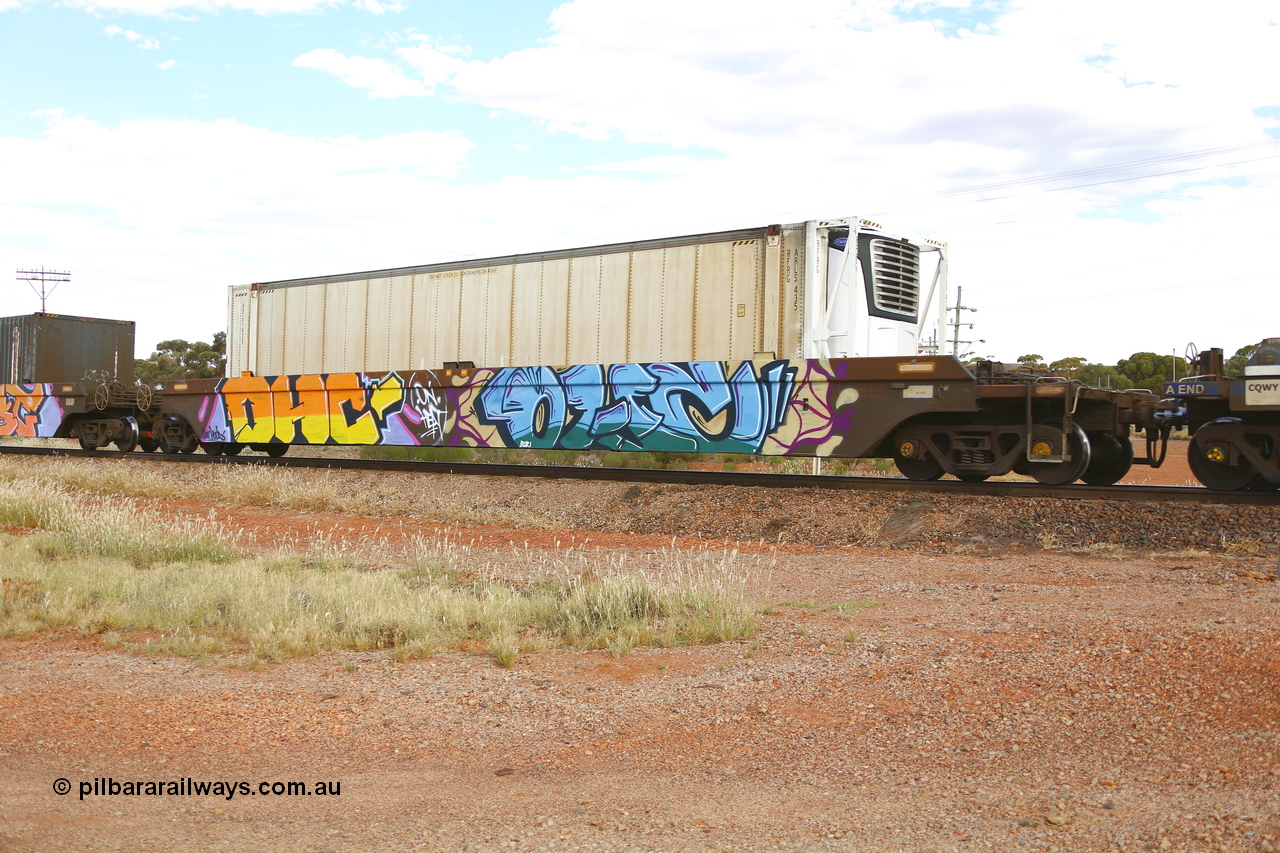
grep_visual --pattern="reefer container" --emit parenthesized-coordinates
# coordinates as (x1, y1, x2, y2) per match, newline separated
(226, 217, 947, 377)
(0, 313, 135, 385)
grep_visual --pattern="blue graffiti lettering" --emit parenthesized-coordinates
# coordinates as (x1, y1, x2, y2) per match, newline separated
(476, 366, 570, 449)
(476, 360, 796, 453)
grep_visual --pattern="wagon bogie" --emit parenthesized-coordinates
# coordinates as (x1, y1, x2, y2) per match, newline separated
(1161, 339, 1280, 490)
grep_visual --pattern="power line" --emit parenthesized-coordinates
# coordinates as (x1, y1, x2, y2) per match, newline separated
(16, 268, 70, 313)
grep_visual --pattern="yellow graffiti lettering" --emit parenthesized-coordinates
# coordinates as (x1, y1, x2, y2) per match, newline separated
(222, 376, 275, 443)
(271, 374, 330, 444)
(325, 374, 379, 445)
(369, 373, 403, 422)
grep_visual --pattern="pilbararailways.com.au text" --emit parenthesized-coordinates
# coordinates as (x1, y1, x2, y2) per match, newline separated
(53, 777, 341, 801)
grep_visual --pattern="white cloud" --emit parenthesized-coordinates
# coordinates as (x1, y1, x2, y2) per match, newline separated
(417, 0, 1279, 170)
(581, 155, 712, 175)
(292, 48, 428, 98)
(350, 0, 404, 13)
(6, 0, 1279, 364)
(0, 113, 475, 349)
(157, 59, 177, 70)
(395, 36, 467, 89)
(104, 24, 160, 49)
(291, 37, 466, 98)
(273, 0, 1280, 361)
(68, 0, 395, 15)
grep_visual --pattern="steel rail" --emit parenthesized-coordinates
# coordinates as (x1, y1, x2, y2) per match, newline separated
(2, 445, 1277, 506)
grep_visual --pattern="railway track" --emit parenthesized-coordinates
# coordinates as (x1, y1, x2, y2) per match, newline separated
(3, 444, 1278, 506)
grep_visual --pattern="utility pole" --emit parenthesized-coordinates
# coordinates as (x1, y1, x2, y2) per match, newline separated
(16, 268, 70, 313)
(948, 285, 981, 357)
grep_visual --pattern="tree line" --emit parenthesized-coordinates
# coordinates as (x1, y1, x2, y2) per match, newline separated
(1007, 341, 1263, 390)
(134, 333, 226, 387)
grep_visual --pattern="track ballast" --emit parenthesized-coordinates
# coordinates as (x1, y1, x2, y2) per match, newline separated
(2, 445, 1276, 506)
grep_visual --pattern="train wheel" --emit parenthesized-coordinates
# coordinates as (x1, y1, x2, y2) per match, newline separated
(139, 437, 159, 452)
(113, 418, 139, 453)
(222, 443, 245, 456)
(1028, 420, 1092, 486)
(264, 444, 289, 458)
(955, 473, 989, 482)
(201, 442, 226, 456)
(77, 433, 101, 451)
(892, 436, 943, 481)
(1081, 433, 1134, 486)
(163, 424, 198, 454)
(1188, 421, 1258, 490)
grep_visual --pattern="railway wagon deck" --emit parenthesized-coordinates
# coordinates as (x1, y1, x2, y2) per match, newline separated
(142, 353, 1154, 487)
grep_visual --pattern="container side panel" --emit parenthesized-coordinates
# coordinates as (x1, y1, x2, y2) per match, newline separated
(487, 267, 514, 368)
(780, 225, 806, 358)
(539, 257, 570, 365)
(388, 274, 414, 371)
(598, 253, 631, 363)
(731, 240, 762, 359)
(343, 281, 370, 373)
(567, 255, 602, 365)
(663, 245, 697, 361)
(694, 243, 732, 360)
(115, 322, 136, 384)
(0, 317, 21, 384)
(511, 262, 542, 367)
(409, 276, 432, 371)
(282, 287, 307, 375)
(257, 289, 285, 376)
(302, 287, 326, 375)
(762, 235, 781, 357)
(323, 281, 350, 373)
(364, 277, 393, 372)
(226, 288, 251, 377)
(433, 273, 463, 366)
(628, 249, 665, 363)
(0, 315, 136, 384)
(458, 272, 487, 367)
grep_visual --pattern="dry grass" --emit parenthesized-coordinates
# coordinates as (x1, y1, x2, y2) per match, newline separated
(0, 456, 553, 529)
(0, 469, 761, 664)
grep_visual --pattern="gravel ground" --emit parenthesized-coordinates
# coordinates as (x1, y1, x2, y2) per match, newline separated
(1, 470, 1278, 853)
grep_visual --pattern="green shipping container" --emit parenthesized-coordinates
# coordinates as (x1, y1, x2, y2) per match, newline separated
(0, 313, 135, 385)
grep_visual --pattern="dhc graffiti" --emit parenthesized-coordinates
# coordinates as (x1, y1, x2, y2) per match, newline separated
(217, 372, 411, 446)
(475, 360, 797, 453)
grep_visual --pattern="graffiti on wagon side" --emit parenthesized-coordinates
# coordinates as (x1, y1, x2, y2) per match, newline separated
(0, 384, 64, 438)
(475, 360, 798, 453)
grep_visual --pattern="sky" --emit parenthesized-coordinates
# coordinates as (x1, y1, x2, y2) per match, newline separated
(1, 0, 1277, 368)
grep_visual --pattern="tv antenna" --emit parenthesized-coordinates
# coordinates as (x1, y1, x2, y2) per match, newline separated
(16, 268, 70, 313)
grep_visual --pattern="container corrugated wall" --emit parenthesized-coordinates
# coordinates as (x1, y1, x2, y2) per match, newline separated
(0, 313, 135, 384)
(228, 224, 813, 377)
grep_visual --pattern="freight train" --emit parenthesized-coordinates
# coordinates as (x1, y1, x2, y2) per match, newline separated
(1, 219, 1276, 490)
